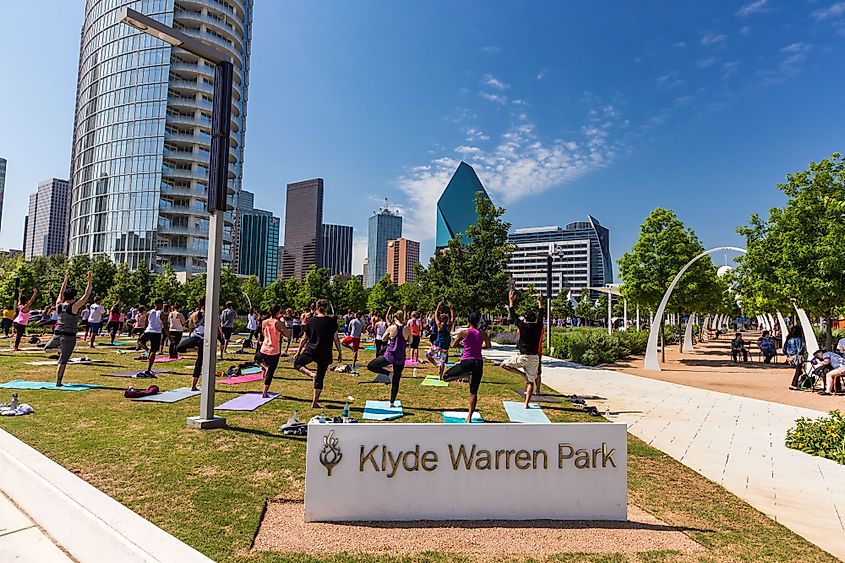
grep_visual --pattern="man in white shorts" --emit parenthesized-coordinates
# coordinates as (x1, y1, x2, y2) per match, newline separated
(500, 290, 544, 408)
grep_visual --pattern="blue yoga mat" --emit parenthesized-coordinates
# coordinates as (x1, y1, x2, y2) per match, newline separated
(133, 387, 201, 403)
(364, 346, 377, 351)
(502, 401, 551, 423)
(442, 411, 484, 424)
(363, 400, 403, 421)
(241, 366, 262, 375)
(217, 392, 278, 411)
(0, 380, 101, 392)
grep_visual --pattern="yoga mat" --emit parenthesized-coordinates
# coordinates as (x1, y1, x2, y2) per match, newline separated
(216, 392, 278, 411)
(100, 342, 129, 346)
(0, 380, 101, 391)
(137, 356, 181, 363)
(503, 401, 551, 423)
(511, 388, 563, 403)
(241, 366, 262, 375)
(442, 411, 484, 424)
(133, 387, 200, 403)
(364, 346, 376, 351)
(361, 373, 390, 384)
(102, 369, 171, 378)
(363, 400, 403, 421)
(218, 373, 264, 384)
(25, 358, 98, 366)
(421, 376, 448, 387)
(404, 359, 419, 366)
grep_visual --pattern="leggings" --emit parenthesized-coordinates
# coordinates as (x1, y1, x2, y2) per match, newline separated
(177, 335, 204, 378)
(168, 331, 183, 358)
(258, 352, 281, 385)
(13, 323, 26, 349)
(374, 339, 385, 357)
(107, 321, 121, 342)
(367, 356, 406, 404)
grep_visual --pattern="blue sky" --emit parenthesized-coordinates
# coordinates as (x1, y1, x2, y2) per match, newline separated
(1, 0, 844, 277)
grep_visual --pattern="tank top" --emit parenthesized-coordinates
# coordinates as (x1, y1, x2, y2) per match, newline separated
(384, 324, 407, 364)
(435, 323, 451, 349)
(169, 311, 184, 332)
(260, 320, 281, 355)
(461, 328, 483, 361)
(375, 321, 387, 340)
(108, 310, 121, 323)
(14, 306, 30, 325)
(54, 304, 79, 336)
(409, 318, 421, 336)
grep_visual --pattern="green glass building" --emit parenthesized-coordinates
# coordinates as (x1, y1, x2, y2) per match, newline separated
(238, 211, 279, 285)
(436, 161, 491, 248)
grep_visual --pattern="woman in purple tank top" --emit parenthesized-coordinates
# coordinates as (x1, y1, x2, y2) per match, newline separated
(444, 312, 491, 422)
(367, 310, 411, 407)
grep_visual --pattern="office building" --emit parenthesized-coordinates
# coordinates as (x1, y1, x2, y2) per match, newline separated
(367, 203, 402, 287)
(277, 246, 284, 280)
(281, 178, 323, 280)
(436, 161, 491, 248)
(386, 238, 420, 285)
(232, 189, 255, 271)
(507, 217, 612, 299)
(321, 224, 353, 277)
(361, 258, 368, 288)
(25, 179, 70, 260)
(67, 0, 254, 272)
(0, 158, 6, 232)
(237, 210, 279, 285)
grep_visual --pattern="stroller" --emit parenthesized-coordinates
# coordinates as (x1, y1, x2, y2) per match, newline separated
(799, 360, 831, 392)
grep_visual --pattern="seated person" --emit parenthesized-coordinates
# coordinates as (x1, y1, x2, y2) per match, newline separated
(813, 349, 845, 395)
(757, 330, 777, 364)
(731, 332, 749, 362)
(836, 337, 845, 355)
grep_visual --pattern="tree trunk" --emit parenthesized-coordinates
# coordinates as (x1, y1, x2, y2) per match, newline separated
(826, 314, 833, 350)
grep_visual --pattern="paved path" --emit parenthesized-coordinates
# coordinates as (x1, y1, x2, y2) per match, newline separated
(485, 346, 845, 560)
(0, 491, 72, 562)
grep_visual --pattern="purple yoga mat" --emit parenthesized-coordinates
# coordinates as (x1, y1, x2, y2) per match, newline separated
(218, 373, 264, 384)
(216, 392, 278, 411)
(102, 369, 171, 378)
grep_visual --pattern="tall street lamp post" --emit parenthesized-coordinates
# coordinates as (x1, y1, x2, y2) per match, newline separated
(121, 7, 233, 429)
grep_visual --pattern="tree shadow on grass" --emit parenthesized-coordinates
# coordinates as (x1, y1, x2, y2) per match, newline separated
(226, 425, 306, 442)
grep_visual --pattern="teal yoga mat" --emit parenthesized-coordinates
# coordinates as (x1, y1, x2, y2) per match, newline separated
(241, 366, 262, 375)
(421, 376, 448, 387)
(502, 401, 551, 423)
(364, 346, 377, 351)
(442, 411, 484, 424)
(133, 387, 201, 403)
(363, 400, 403, 421)
(0, 380, 101, 391)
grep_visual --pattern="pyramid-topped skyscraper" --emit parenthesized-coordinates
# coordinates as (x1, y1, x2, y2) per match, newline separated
(435, 162, 491, 248)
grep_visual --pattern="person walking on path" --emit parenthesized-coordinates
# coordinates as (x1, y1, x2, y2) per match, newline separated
(176, 301, 205, 391)
(367, 310, 411, 408)
(168, 303, 185, 359)
(294, 299, 342, 408)
(786, 326, 807, 390)
(425, 301, 455, 379)
(408, 311, 422, 363)
(12, 287, 38, 351)
(499, 290, 544, 408)
(443, 312, 491, 422)
(258, 304, 290, 398)
(341, 311, 364, 368)
(219, 301, 237, 356)
(138, 300, 164, 377)
(45, 271, 93, 387)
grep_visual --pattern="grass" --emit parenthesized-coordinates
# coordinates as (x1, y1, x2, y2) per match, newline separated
(0, 334, 835, 563)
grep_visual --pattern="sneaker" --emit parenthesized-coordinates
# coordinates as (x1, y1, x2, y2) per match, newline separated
(788, 386, 799, 391)
(819, 391, 832, 396)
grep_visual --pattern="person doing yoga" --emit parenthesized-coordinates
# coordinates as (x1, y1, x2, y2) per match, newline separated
(443, 311, 491, 422)
(367, 309, 412, 408)
(499, 290, 544, 408)
(12, 287, 38, 351)
(294, 299, 342, 408)
(257, 304, 290, 398)
(45, 271, 93, 387)
(425, 301, 455, 379)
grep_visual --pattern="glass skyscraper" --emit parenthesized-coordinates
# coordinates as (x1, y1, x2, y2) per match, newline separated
(321, 224, 353, 277)
(436, 161, 491, 249)
(68, 0, 253, 272)
(367, 205, 402, 287)
(237, 210, 279, 286)
(281, 179, 323, 280)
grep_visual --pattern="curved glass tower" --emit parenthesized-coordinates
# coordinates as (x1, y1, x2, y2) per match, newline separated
(68, 0, 252, 272)
(435, 161, 491, 249)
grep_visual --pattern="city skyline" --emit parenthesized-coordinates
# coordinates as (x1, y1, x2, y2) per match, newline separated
(1, 1, 844, 278)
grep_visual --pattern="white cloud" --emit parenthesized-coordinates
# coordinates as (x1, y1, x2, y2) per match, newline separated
(464, 128, 490, 141)
(756, 43, 812, 85)
(479, 92, 508, 105)
(740, 25, 751, 35)
(700, 31, 727, 45)
(455, 145, 482, 155)
(696, 57, 717, 69)
(481, 45, 502, 53)
(656, 73, 684, 88)
(812, 2, 845, 20)
(482, 74, 509, 90)
(736, 0, 768, 17)
(537, 69, 547, 80)
(674, 41, 687, 49)
(721, 60, 741, 78)
(352, 235, 368, 276)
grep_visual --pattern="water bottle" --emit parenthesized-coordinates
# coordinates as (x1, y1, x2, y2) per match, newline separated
(342, 400, 350, 420)
(413, 367, 418, 378)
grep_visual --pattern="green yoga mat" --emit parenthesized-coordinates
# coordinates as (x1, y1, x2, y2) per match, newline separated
(0, 380, 101, 391)
(442, 411, 484, 424)
(421, 376, 448, 387)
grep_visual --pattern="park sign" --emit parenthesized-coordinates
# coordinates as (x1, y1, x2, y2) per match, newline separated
(304, 422, 627, 522)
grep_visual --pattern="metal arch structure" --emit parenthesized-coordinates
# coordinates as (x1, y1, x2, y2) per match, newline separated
(644, 246, 747, 371)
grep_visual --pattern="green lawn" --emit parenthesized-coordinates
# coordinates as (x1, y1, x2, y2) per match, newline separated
(0, 335, 834, 563)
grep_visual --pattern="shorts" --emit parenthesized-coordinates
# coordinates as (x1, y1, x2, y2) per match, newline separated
(443, 359, 484, 394)
(45, 333, 77, 365)
(221, 327, 235, 341)
(133, 327, 145, 336)
(410, 335, 421, 350)
(88, 322, 103, 335)
(426, 345, 449, 367)
(106, 321, 122, 332)
(256, 351, 281, 385)
(139, 332, 162, 354)
(502, 353, 540, 382)
(294, 349, 332, 389)
(342, 336, 361, 352)
(13, 322, 26, 334)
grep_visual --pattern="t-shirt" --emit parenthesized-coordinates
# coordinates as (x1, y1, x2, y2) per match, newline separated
(824, 351, 845, 370)
(509, 306, 543, 355)
(837, 338, 845, 353)
(247, 313, 258, 331)
(88, 303, 105, 323)
(304, 315, 338, 359)
(146, 310, 163, 334)
(348, 318, 364, 338)
(758, 337, 775, 353)
(220, 308, 237, 328)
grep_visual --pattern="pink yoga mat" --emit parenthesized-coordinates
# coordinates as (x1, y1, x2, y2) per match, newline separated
(404, 359, 419, 366)
(218, 373, 264, 384)
(137, 356, 181, 363)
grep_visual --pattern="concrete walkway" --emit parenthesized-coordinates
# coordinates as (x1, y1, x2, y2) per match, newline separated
(0, 491, 72, 562)
(485, 346, 845, 560)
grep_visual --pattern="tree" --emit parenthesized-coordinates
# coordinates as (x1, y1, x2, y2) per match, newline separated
(574, 289, 596, 324)
(150, 263, 184, 305)
(296, 267, 333, 310)
(106, 262, 139, 307)
(736, 153, 845, 348)
(339, 277, 368, 312)
(220, 267, 244, 310)
(241, 276, 263, 310)
(367, 275, 398, 312)
(184, 273, 207, 309)
(551, 289, 575, 320)
(396, 281, 424, 312)
(0, 259, 36, 309)
(130, 265, 153, 306)
(90, 255, 117, 299)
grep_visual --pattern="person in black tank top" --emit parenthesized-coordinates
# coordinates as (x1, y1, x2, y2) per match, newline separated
(293, 299, 343, 408)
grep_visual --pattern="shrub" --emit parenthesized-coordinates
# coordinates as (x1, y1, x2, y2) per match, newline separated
(491, 332, 518, 345)
(786, 411, 845, 464)
(547, 328, 648, 366)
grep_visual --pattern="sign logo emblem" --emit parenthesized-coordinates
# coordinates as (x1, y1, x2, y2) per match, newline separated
(319, 430, 342, 476)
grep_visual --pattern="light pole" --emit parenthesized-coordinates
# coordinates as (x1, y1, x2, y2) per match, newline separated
(546, 244, 565, 351)
(121, 8, 233, 429)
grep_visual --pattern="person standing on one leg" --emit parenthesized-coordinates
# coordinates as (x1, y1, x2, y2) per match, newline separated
(425, 301, 455, 379)
(373, 313, 387, 357)
(408, 311, 422, 363)
(133, 307, 148, 351)
(45, 271, 93, 387)
(258, 304, 289, 398)
(12, 288, 38, 351)
(177, 301, 205, 391)
(138, 300, 164, 377)
(106, 302, 122, 345)
(367, 310, 411, 408)
(293, 299, 342, 408)
(444, 312, 491, 422)
(2, 305, 14, 338)
(219, 301, 236, 357)
(341, 311, 364, 368)
(499, 290, 544, 408)
(168, 303, 185, 359)
(245, 308, 259, 348)
(87, 297, 105, 348)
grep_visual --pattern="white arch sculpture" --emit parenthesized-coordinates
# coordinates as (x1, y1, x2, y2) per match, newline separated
(683, 312, 696, 352)
(795, 305, 820, 355)
(776, 311, 790, 343)
(644, 246, 746, 371)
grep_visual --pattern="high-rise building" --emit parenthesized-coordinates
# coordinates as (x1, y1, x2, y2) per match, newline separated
(25, 179, 70, 260)
(67, 0, 253, 272)
(386, 238, 420, 285)
(436, 161, 491, 248)
(0, 158, 6, 232)
(321, 224, 353, 277)
(507, 217, 613, 299)
(367, 203, 402, 287)
(232, 189, 255, 271)
(277, 246, 284, 280)
(238, 190, 254, 213)
(237, 210, 279, 285)
(361, 257, 368, 288)
(282, 178, 324, 280)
